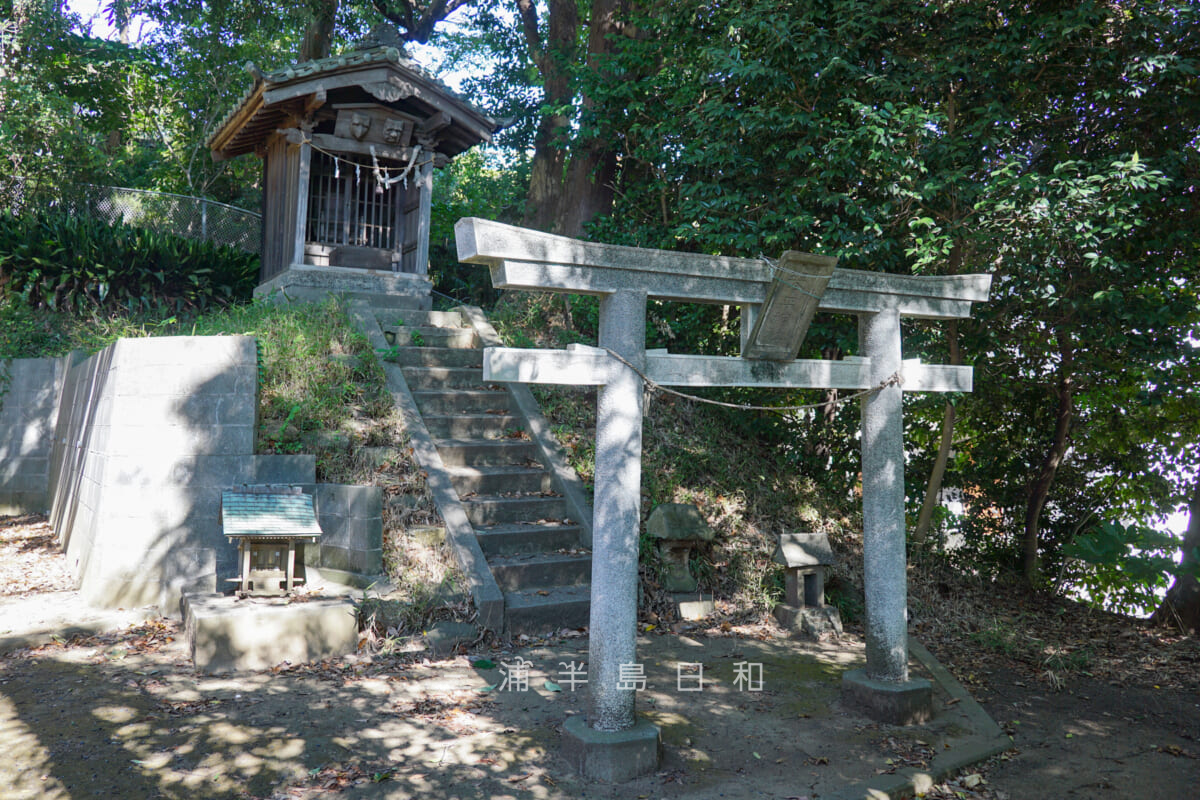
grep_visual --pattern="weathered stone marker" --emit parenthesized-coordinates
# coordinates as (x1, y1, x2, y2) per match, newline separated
(456, 218, 991, 776)
(742, 252, 837, 361)
(773, 532, 842, 636)
(647, 503, 716, 593)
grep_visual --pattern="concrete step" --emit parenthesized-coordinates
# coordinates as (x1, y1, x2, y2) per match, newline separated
(383, 326, 479, 349)
(390, 347, 483, 369)
(462, 495, 568, 527)
(446, 465, 553, 496)
(422, 414, 525, 440)
(413, 390, 514, 415)
(489, 552, 591, 592)
(275, 289, 426, 312)
(505, 584, 591, 634)
(401, 366, 492, 390)
(358, 292, 429, 311)
(376, 309, 465, 329)
(474, 521, 583, 557)
(434, 439, 542, 468)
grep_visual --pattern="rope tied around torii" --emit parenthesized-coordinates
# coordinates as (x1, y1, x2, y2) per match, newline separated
(600, 346, 904, 413)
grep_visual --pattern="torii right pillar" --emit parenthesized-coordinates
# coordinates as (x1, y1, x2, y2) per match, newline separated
(841, 305, 933, 725)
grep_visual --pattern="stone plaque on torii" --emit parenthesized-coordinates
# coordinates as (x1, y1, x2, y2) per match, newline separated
(455, 217, 991, 780)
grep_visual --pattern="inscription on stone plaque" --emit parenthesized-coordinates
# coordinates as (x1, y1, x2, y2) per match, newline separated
(742, 251, 838, 361)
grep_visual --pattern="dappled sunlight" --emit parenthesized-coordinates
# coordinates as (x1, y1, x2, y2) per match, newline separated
(0, 604, 1085, 799)
(91, 704, 138, 724)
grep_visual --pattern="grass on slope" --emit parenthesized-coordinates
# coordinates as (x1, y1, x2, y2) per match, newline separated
(489, 290, 864, 624)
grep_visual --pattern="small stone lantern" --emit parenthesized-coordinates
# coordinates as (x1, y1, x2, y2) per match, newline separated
(648, 503, 715, 592)
(772, 532, 842, 636)
(647, 503, 717, 619)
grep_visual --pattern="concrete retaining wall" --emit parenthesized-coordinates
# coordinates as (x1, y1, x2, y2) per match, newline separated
(2, 334, 384, 612)
(45, 336, 315, 610)
(0, 357, 63, 514)
(306, 484, 384, 582)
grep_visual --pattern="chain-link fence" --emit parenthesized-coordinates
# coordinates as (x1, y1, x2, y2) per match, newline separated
(2, 178, 262, 254)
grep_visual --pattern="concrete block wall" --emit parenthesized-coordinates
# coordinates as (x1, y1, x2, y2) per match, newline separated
(0, 357, 63, 514)
(306, 484, 384, 579)
(45, 336, 315, 610)
(2, 333, 382, 611)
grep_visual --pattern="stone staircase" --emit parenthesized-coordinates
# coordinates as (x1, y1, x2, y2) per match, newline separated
(370, 305, 593, 635)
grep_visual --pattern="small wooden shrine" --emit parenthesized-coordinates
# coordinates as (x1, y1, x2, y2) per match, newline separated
(221, 488, 323, 596)
(208, 26, 496, 300)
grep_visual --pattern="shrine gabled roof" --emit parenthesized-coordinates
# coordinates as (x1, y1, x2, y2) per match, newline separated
(221, 491, 323, 540)
(208, 44, 498, 161)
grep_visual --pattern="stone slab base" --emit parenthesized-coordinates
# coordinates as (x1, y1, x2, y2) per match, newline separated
(255, 264, 432, 309)
(841, 668, 934, 725)
(424, 621, 478, 656)
(561, 715, 662, 782)
(182, 593, 358, 674)
(774, 603, 843, 637)
(306, 566, 390, 593)
(671, 594, 716, 621)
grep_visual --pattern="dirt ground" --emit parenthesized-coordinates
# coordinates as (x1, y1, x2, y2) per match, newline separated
(3, 515, 1199, 799)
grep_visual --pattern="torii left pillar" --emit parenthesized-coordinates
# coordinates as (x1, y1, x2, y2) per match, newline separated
(561, 289, 664, 779)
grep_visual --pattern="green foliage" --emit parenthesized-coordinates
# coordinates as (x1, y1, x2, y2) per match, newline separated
(570, 0, 1200, 602)
(0, 210, 258, 314)
(0, 292, 204, 359)
(427, 4, 541, 155)
(428, 148, 527, 305)
(0, 2, 150, 190)
(1063, 521, 1200, 614)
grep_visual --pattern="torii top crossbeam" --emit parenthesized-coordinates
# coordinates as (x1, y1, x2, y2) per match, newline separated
(457, 217, 991, 317)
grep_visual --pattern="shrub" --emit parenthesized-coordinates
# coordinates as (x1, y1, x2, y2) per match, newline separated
(0, 209, 258, 314)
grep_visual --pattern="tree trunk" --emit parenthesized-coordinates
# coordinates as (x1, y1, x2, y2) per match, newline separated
(1023, 330, 1075, 585)
(1152, 479, 1200, 632)
(913, 319, 961, 545)
(522, 0, 625, 237)
(300, 0, 339, 62)
(557, 136, 618, 237)
(913, 403, 956, 546)
(805, 345, 842, 463)
(519, 0, 578, 232)
(554, 0, 623, 237)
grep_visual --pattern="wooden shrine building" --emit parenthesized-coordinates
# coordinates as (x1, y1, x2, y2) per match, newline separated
(208, 26, 496, 305)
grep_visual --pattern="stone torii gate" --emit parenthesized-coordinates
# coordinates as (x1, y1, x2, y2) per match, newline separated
(455, 218, 991, 781)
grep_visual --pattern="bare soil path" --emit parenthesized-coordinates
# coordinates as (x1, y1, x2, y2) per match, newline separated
(3, 515, 1198, 799)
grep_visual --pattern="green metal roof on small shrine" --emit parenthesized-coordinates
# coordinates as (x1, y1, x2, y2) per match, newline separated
(208, 25, 498, 162)
(221, 491, 323, 540)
